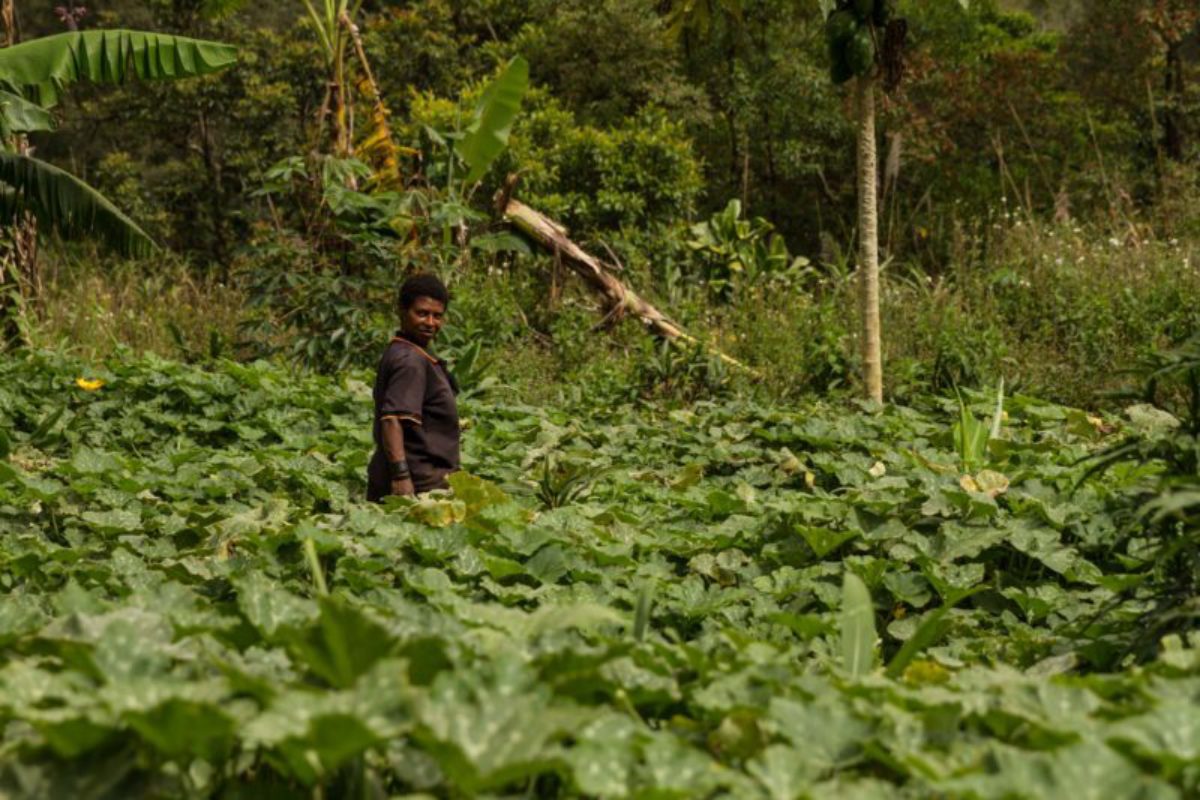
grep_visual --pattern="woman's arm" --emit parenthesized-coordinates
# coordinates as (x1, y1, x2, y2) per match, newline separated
(380, 417, 415, 497)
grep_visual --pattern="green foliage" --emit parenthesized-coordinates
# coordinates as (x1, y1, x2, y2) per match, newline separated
(514, 0, 703, 127)
(0, 89, 53, 136)
(1081, 334, 1200, 651)
(0, 29, 237, 106)
(824, 0, 890, 84)
(0, 29, 236, 259)
(237, 233, 396, 373)
(952, 378, 1004, 471)
(0, 350, 1197, 795)
(455, 57, 530, 184)
(0, 152, 154, 257)
(407, 88, 703, 238)
(687, 198, 808, 299)
(839, 572, 876, 675)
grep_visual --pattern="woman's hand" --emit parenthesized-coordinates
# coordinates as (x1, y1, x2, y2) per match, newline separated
(390, 477, 416, 497)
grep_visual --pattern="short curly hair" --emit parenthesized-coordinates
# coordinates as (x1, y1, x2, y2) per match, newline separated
(398, 273, 450, 310)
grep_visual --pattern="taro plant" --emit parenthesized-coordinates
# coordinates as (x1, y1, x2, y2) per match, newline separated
(687, 198, 808, 300)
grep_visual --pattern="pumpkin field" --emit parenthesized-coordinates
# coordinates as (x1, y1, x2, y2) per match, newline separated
(1, 351, 1196, 798)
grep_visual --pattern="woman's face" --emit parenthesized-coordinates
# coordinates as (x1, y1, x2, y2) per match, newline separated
(400, 295, 446, 346)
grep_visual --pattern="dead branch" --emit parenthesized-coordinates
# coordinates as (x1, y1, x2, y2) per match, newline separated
(501, 196, 759, 376)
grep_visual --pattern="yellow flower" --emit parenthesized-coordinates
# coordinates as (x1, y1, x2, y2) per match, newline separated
(76, 378, 105, 392)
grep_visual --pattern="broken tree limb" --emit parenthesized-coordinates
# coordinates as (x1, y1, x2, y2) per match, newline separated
(501, 197, 759, 377)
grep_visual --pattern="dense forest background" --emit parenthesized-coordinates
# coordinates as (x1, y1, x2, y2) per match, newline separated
(7, 0, 1200, 407)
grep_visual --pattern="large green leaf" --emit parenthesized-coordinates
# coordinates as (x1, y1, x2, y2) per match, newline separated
(884, 586, 983, 679)
(0, 90, 52, 135)
(0, 30, 237, 107)
(840, 572, 876, 676)
(455, 56, 529, 184)
(0, 152, 154, 256)
(286, 597, 396, 689)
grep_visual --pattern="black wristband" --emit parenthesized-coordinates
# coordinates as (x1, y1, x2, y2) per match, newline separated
(389, 460, 411, 479)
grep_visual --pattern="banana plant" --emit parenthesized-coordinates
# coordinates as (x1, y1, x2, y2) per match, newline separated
(298, 0, 360, 156)
(454, 57, 529, 188)
(0, 30, 237, 257)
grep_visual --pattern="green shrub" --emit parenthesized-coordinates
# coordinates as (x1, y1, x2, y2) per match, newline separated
(405, 88, 703, 240)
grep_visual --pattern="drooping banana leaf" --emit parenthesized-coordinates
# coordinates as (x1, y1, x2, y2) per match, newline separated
(0, 152, 154, 256)
(0, 30, 237, 106)
(0, 90, 52, 135)
(455, 56, 529, 184)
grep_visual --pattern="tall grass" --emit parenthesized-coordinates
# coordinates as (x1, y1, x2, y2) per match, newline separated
(27, 252, 245, 363)
(20, 215, 1200, 410)
(708, 216, 1200, 408)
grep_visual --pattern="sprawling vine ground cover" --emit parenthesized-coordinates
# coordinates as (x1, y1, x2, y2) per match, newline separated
(0, 352, 1197, 799)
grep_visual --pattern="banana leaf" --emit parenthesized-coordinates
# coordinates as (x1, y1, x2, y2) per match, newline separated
(0, 30, 237, 106)
(0, 152, 154, 256)
(455, 57, 528, 184)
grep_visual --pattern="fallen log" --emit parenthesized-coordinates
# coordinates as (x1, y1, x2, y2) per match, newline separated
(500, 197, 758, 376)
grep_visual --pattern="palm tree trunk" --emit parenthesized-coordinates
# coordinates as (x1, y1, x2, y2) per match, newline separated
(856, 75, 883, 404)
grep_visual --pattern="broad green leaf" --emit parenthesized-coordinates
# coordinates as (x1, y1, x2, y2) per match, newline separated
(287, 596, 396, 688)
(0, 594, 45, 645)
(524, 602, 623, 636)
(840, 572, 876, 676)
(68, 447, 120, 476)
(80, 508, 141, 533)
(125, 699, 235, 761)
(268, 713, 381, 785)
(0, 30, 237, 107)
(525, 543, 569, 584)
(563, 714, 639, 797)
(943, 739, 1178, 800)
(234, 572, 318, 639)
(455, 57, 529, 184)
(448, 470, 510, 514)
(1108, 704, 1200, 770)
(748, 743, 818, 799)
(768, 696, 872, 771)
(885, 587, 983, 679)
(641, 733, 725, 796)
(0, 152, 155, 256)
(0, 89, 52, 134)
(415, 659, 592, 791)
(800, 525, 858, 557)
